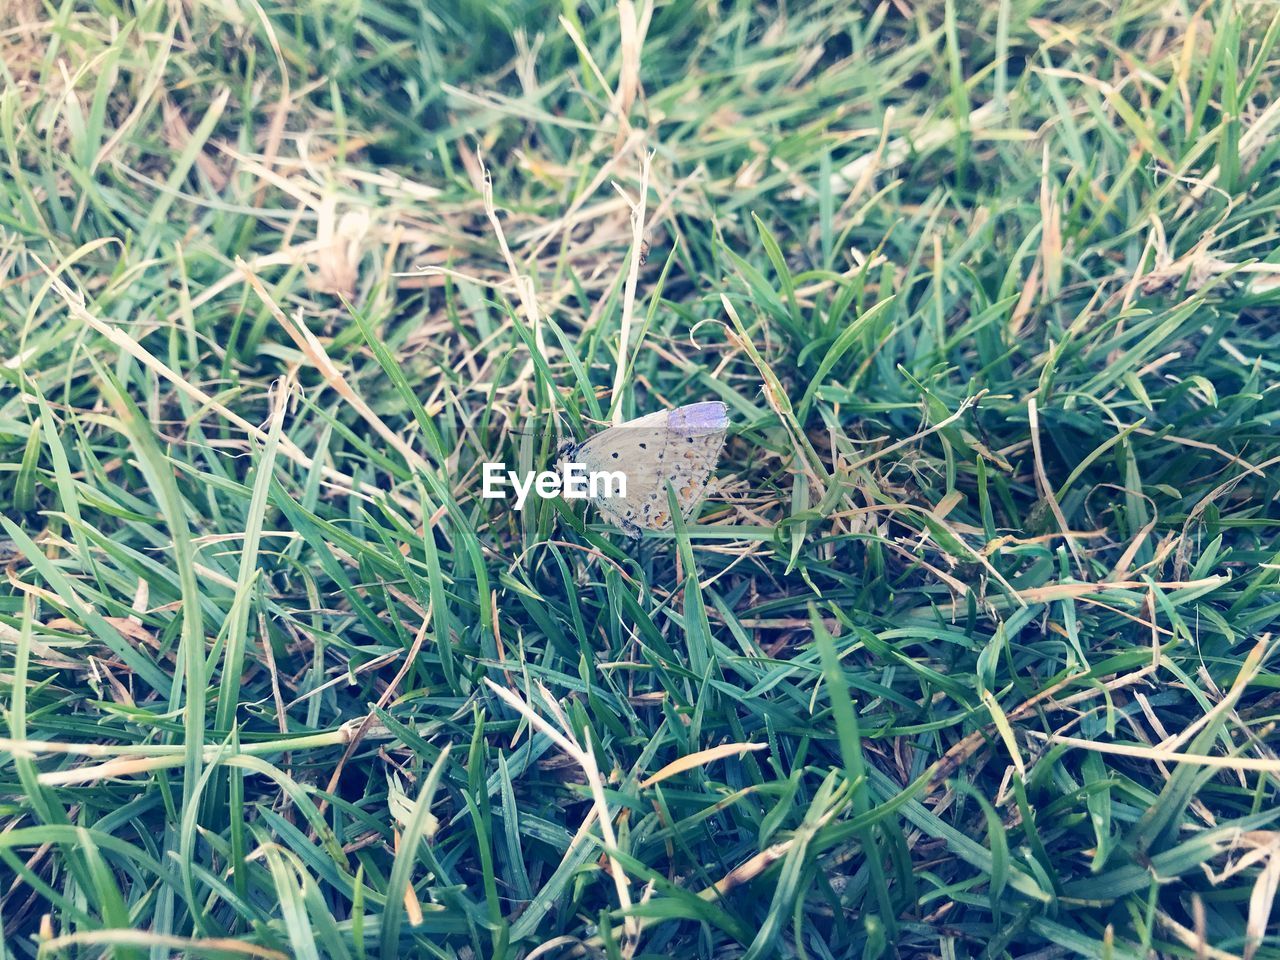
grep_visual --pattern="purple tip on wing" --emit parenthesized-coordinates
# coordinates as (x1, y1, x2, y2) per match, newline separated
(670, 401, 728, 432)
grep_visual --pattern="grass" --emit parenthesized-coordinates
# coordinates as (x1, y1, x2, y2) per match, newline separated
(2, 0, 1280, 957)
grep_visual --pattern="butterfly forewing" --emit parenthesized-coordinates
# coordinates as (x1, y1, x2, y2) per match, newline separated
(566, 402, 728, 533)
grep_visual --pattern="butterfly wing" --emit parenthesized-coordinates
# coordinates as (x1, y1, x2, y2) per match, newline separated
(567, 402, 728, 533)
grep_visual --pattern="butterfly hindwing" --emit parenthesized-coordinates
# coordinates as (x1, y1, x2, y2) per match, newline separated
(564, 402, 728, 534)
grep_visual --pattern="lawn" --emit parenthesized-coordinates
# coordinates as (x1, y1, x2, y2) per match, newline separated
(2, 0, 1280, 957)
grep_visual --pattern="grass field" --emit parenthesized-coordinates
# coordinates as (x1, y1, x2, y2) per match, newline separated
(3, 0, 1280, 957)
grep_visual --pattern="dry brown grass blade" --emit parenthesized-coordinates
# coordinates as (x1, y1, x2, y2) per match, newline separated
(611, 1, 651, 153)
(238, 259, 432, 476)
(315, 605, 432, 821)
(1022, 639, 1272, 773)
(37, 257, 416, 513)
(929, 600, 1164, 793)
(482, 676, 640, 954)
(246, 0, 291, 210)
(522, 130, 644, 256)
(913, 575, 1228, 615)
(1028, 398, 1086, 575)
(1175, 95, 1280, 216)
(0, 622, 84, 670)
(478, 151, 551, 402)
(45, 616, 156, 649)
(1245, 842, 1280, 960)
(828, 102, 1005, 192)
(1039, 144, 1063, 298)
(92, 30, 177, 171)
(608, 151, 652, 423)
(1158, 910, 1241, 960)
(37, 755, 178, 785)
(392, 828, 426, 927)
(38, 932, 289, 960)
(162, 96, 229, 188)
(1023, 730, 1280, 773)
(638, 742, 768, 788)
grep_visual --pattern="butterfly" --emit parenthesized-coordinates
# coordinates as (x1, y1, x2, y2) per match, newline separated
(557, 401, 728, 537)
